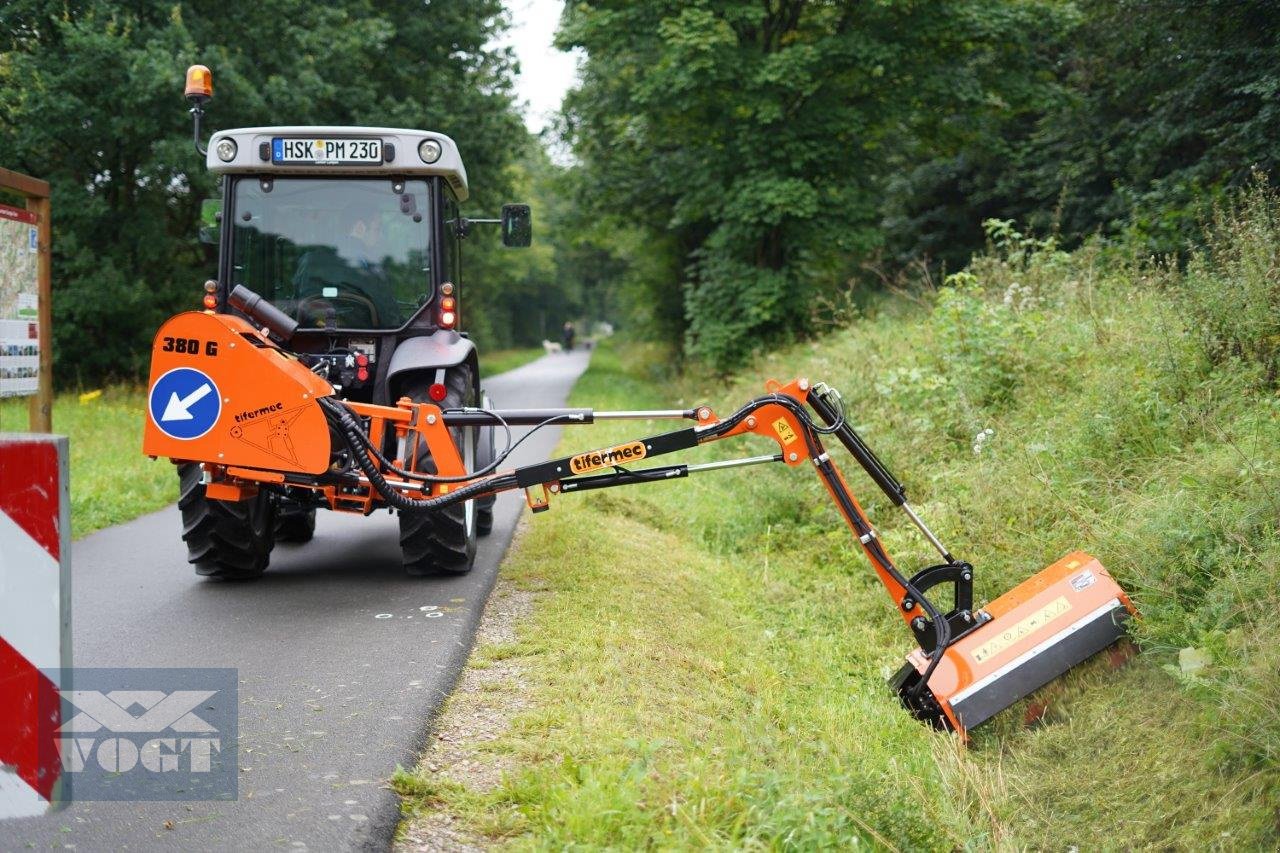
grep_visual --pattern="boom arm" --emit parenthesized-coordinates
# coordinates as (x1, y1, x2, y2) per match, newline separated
(143, 306, 1133, 736)
(313, 376, 984, 708)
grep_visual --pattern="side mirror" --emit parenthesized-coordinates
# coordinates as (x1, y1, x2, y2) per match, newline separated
(501, 203, 531, 248)
(199, 198, 221, 245)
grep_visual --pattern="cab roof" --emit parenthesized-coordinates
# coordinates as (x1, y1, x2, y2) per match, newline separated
(206, 126, 469, 201)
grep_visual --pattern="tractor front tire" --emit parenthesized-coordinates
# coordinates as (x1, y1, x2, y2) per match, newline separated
(178, 463, 276, 580)
(397, 366, 478, 576)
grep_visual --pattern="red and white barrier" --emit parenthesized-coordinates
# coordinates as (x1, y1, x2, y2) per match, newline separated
(0, 434, 69, 817)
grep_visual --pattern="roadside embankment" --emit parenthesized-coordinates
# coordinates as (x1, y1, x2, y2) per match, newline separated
(395, 202, 1280, 848)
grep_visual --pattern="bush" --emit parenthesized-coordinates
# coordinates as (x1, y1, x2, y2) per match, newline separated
(1182, 178, 1280, 386)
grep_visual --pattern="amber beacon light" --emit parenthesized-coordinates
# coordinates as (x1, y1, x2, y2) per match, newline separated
(184, 64, 215, 157)
(185, 65, 213, 102)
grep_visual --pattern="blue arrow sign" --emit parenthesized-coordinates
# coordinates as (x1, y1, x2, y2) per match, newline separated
(149, 367, 222, 440)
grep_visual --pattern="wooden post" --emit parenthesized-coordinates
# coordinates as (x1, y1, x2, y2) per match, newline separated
(26, 195, 52, 433)
(0, 168, 52, 432)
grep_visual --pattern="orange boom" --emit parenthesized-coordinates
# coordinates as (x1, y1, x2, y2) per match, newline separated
(144, 291, 1137, 738)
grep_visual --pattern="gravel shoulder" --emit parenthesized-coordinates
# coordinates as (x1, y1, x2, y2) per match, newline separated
(395, 521, 538, 852)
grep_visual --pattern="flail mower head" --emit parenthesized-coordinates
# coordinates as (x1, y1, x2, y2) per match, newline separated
(890, 552, 1136, 736)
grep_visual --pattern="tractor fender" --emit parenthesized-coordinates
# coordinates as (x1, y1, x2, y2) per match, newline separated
(385, 330, 477, 399)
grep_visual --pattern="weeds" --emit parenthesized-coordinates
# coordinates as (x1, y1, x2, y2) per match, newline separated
(1181, 176, 1280, 386)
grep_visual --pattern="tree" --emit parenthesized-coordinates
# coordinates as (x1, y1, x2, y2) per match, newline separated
(884, 0, 1280, 262)
(557, 0, 1064, 369)
(0, 0, 524, 383)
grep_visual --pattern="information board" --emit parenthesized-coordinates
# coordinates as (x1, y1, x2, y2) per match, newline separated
(0, 202, 40, 398)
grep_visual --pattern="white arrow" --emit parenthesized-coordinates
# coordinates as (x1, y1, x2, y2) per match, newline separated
(161, 383, 213, 422)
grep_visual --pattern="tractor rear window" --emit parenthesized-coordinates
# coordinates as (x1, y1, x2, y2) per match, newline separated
(230, 177, 432, 331)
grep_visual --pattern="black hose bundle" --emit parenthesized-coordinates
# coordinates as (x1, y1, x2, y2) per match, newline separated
(698, 393, 952, 698)
(319, 396, 514, 512)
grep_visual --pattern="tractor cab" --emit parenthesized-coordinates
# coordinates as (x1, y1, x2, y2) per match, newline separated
(200, 124, 528, 404)
(208, 127, 469, 338)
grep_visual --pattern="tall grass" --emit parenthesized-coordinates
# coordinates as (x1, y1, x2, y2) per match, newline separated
(402, 189, 1280, 846)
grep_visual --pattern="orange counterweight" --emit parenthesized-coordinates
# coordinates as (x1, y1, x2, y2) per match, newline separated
(142, 311, 334, 476)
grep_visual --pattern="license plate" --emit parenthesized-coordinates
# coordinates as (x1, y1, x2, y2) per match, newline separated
(271, 137, 382, 165)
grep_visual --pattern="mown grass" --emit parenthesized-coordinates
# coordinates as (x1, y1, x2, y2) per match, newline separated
(397, 190, 1280, 847)
(0, 386, 177, 537)
(481, 347, 547, 376)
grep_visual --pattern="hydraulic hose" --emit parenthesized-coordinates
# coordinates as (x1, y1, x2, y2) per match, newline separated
(320, 396, 514, 511)
(701, 393, 952, 699)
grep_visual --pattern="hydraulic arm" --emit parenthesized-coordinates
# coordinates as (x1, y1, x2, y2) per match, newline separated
(143, 306, 1136, 737)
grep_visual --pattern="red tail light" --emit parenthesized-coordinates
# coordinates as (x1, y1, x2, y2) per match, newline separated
(438, 283, 458, 328)
(428, 383, 448, 402)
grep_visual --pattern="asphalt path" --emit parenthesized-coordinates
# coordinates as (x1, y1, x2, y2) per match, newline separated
(8, 349, 590, 851)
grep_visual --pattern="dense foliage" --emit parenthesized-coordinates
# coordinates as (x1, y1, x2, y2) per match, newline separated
(558, 0, 1280, 368)
(888, 0, 1280, 266)
(2, 0, 1276, 379)
(557, 0, 1060, 366)
(0, 0, 535, 383)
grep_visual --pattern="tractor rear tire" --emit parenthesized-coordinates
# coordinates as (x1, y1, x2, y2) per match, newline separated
(274, 506, 316, 543)
(178, 463, 276, 580)
(397, 366, 478, 576)
(477, 503, 494, 536)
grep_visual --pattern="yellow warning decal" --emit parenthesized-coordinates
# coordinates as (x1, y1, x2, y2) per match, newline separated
(772, 417, 798, 446)
(568, 441, 648, 475)
(971, 596, 1072, 664)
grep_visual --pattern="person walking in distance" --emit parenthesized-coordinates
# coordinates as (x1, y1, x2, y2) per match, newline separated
(562, 320, 576, 352)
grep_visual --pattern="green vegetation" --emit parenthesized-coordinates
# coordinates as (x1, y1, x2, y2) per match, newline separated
(479, 347, 546, 377)
(558, 0, 1280, 368)
(0, 0, 544, 382)
(0, 388, 176, 537)
(8, 2, 1274, 383)
(396, 190, 1280, 847)
(3, 2, 1275, 838)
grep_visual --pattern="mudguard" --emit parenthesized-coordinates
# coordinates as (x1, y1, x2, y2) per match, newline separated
(385, 330, 476, 397)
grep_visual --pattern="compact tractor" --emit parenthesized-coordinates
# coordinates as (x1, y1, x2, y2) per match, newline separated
(164, 65, 530, 578)
(145, 66, 1137, 737)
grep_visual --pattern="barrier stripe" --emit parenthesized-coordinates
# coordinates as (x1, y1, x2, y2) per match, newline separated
(0, 634, 60, 800)
(0, 510, 61, 671)
(0, 436, 68, 816)
(0, 442, 61, 561)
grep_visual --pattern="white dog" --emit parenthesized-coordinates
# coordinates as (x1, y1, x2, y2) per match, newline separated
(542, 340, 563, 354)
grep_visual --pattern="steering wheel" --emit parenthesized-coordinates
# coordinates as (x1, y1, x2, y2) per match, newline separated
(297, 293, 381, 328)
(297, 296, 338, 328)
